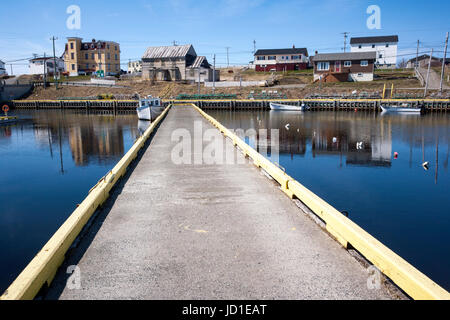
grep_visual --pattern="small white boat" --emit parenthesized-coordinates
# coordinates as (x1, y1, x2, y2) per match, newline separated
(136, 95, 164, 121)
(270, 102, 308, 111)
(380, 104, 422, 114)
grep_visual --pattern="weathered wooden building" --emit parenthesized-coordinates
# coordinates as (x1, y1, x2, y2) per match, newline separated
(141, 44, 219, 82)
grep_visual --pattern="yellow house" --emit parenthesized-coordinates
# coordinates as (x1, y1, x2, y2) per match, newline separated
(64, 37, 121, 76)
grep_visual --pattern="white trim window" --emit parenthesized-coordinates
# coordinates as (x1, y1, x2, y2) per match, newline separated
(268, 56, 276, 60)
(360, 60, 369, 67)
(344, 61, 352, 67)
(317, 62, 330, 71)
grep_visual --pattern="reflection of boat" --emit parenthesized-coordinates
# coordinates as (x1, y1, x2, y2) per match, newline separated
(380, 104, 422, 114)
(138, 120, 150, 135)
(136, 95, 163, 121)
(270, 102, 308, 111)
(0, 116, 18, 125)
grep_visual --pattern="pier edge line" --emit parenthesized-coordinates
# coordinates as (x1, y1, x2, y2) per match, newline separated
(0, 105, 172, 300)
(192, 103, 450, 300)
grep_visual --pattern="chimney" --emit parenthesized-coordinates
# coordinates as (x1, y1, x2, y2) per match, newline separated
(293, 44, 295, 49)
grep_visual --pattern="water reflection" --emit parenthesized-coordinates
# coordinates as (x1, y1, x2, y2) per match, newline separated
(211, 110, 448, 173)
(0, 110, 144, 293)
(208, 110, 450, 290)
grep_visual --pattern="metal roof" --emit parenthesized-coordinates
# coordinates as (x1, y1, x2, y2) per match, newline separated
(313, 52, 377, 62)
(350, 35, 398, 44)
(142, 44, 194, 59)
(190, 56, 209, 68)
(254, 48, 308, 56)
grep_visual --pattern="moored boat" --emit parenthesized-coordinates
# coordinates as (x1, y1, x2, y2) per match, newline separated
(136, 95, 164, 121)
(380, 104, 423, 114)
(270, 102, 309, 111)
(0, 116, 18, 125)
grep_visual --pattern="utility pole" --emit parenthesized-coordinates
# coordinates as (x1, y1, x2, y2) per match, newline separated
(51, 36, 58, 89)
(342, 32, 349, 52)
(253, 40, 256, 55)
(43, 52, 47, 89)
(439, 32, 449, 93)
(226, 47, 230, 67)
(213, 54, 216, 94)
(172, 40, 177, 46)
(424, 48, 433, 97)
(416, 40, 420, 68)
(9, 64, 13, 75)
(198, 68, 201, 95)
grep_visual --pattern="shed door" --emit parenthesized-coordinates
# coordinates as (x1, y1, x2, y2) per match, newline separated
(335, 61, 341, 73)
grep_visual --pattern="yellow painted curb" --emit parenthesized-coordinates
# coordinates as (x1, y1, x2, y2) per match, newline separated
(0, 105, 172, 300)
(192, 103, 450, 300)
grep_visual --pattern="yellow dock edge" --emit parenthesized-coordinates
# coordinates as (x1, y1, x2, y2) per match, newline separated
(191, 103, 450, 300)
(0, 105, 172, 300)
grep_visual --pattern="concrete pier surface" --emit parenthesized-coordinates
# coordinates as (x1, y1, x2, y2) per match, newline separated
(46, 105, 398, 300)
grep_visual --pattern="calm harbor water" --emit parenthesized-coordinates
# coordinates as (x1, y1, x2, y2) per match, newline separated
(0, 108, 449, 294)
(207, 110, 450, 291)
(0, 110, 149, 293)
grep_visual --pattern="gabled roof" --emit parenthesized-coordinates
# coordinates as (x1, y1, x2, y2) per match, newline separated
(254, 48, 308, 56)
(350, 35, 398, 45)
(190, 56, 209, 68)
(142, 44, 195, 59)
(313, 52, 377, 62)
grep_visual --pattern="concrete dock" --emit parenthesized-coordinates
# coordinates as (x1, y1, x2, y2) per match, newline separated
(46, 105, 397, 300)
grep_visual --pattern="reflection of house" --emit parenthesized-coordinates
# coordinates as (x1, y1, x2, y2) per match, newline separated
(254, 46, 309, 72)
(312, 52, 377, 82)
(350, 35, 398, 68)
(69, 124, 124, 166)
(141, 44, 219, 82)
(29, 57, 65, 76)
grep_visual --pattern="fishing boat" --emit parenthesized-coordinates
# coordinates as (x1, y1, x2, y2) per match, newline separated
(136, 95, 164, 121)
(380, 104, 423, 114)
(270, 102, 309, 111)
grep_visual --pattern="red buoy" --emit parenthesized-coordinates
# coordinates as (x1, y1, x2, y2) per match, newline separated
(394, 152, 398, 159)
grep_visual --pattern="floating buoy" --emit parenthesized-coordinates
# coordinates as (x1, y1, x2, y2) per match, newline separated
(422, 161, 429, 170)
(394, 152, 398, 159)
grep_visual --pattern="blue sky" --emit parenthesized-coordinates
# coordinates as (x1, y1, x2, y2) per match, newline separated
(2, 0, 449, 74)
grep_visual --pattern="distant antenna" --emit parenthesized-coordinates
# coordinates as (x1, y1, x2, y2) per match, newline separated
(225, 47, 230, 67)
(341, 32, 349, 52)
(172, 40, 178, 46)
(253, 40, 256, 54)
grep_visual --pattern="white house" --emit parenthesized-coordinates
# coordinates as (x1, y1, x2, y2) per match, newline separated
(350, 35, 398, 69)
(0, 60, 6, 76)
(29, 57, 65, 76)
(127, 60, 142, 74)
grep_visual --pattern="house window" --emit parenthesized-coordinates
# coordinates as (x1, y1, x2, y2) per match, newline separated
(379, 54, 383, 58)
(85, 53, 88, 59)
(107, 53, 110, 59)
(92, 53, 95, 60)
(115, 46, 117, 51)
(360, 60, 369, 67)
(344, 61, 352, 67)
(372, 45, 375, 48)
(257, 56, 265, 60)
(358, 73, 363, 77)
(115, 54, 118, 61)
(317, 62, 330, 71)
(98, 52, 101, 59)
(71, 64, 75, 70)
(70, 43, 74, 50)
(268, 56, 276, 60)
(107, 44, 110, 49)
(386, 44, 389, 48)
(285, 56, 289, 60)
(292, 55, 300, 60)
(358, 45, 362, 49)
(116, 64, 119, 71)
(71, 53, 74, 59)
(86, 63, 89, 69)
